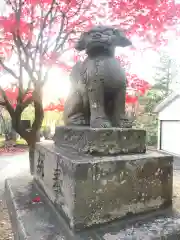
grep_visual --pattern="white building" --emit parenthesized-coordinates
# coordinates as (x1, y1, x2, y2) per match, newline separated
(154, 92, 180, 156)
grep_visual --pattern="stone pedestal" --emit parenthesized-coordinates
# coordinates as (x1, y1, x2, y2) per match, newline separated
(53, 126, 146, 155)
(34, 139, 173, 231)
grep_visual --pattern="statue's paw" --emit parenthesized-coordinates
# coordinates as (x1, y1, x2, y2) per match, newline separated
(118, 119, 133, 128)
(90, 117, 112, 128)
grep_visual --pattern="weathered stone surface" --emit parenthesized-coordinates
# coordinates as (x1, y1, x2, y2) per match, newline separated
(64, 26, 132, 128)
(34, 141, 173, 231)
(53, 126, 146, 155)
(5, 173, 180, 240)
(5, 175, 81, 240)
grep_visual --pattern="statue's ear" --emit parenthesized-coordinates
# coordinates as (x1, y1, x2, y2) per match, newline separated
(114, 29, 132, 47)
(75, 33, 87, 51)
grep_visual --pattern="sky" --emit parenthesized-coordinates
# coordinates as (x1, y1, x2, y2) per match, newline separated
(0, 1, 5, 14)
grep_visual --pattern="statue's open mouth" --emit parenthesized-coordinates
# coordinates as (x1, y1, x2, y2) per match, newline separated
(90, 36, 111, 44)
(86, 40, 112, 52)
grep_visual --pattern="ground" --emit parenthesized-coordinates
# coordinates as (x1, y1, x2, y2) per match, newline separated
(0, 152, 29, 240)
(0, 152, 180, 239)
(0, 198, 13, 240)
(0, 135, 27, 148)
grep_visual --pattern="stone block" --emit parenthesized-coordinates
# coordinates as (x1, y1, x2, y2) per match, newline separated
(34, 141, 173, 231)
(5, 173, 180, 240)
(53, 126, 146, 155)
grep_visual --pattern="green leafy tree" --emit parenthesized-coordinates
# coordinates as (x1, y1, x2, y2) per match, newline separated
(137, 89, 162, 146)
(136, 51, 180, 146)
(153, 51, 180, 97)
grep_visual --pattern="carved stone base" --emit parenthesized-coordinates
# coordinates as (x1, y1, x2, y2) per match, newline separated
(34, 141, 173, 231)
(53, 126, 146, 155)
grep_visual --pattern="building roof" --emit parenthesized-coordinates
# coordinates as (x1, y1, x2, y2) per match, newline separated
(153, 92, 180, 113)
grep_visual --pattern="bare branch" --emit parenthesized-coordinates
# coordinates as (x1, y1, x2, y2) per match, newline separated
(0, 59, 19, 80)
(32, 101, 44, 132)
(26, 79, 32, 92)
(12, 33, 24, 105)
(34, 0, 56, 60)
(56, 12, 66, 44)
(0, 102, 6, 106)
(55, 31, 73, 52)
(0, 86, 14, 118)
(14, 35, 38, 85)
(14, 96, 33, 117)
(17, 34, 33, 62)
(21, 60, 37, 83)
(26, 4, 35, 49)
(67, 0, 90, 18)
(42, 8, 60, 55)
(21, 96, 33, 110)
(12, 34, 38, 83)
(15, 0, 22, 24)
(42, 68, 50, 85)
(46, 0, 92, 57)
(5, 0, 17, 11)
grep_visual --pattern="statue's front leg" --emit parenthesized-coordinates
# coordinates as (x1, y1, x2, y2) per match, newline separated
(112, 91, 132, 128)
(63, 92, 87, 126)
(87, 77, 112, 128)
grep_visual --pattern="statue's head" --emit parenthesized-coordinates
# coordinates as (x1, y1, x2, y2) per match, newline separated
(75, 26, 132, 54)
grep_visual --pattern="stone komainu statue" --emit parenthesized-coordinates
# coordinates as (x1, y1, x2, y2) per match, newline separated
(63, 26, 132, 128)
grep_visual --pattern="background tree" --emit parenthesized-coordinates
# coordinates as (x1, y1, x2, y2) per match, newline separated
(136, 89, 163, 146)
(135, 51, 180, 146)
(0, 106, 7, 136)
(0, 0, 93, 173)
(153, 51, 180, 97)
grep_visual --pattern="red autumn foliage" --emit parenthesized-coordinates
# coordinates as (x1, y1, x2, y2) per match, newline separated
(32, 196, 41, 203)
(0, 87, 33, 109)
(0, 147, 27, 155)
(2, 87, 32, 102)
(0, 0, 179, 60)
(0, 0, 94, 60)
(109, 0, 180, 45)
(44, 99, 65, 111)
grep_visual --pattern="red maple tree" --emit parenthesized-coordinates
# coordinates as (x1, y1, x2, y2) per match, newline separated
(0, 0, 179, 174)
(109, 0, 180, 46)
(0, 0, 94, 173)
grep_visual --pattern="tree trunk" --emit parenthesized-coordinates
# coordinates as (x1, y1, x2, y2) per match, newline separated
(28, 131, 40, 175)
(12, 118, 42, 175)
(10, 93, 44, 175)
(29, 142, 35, 175)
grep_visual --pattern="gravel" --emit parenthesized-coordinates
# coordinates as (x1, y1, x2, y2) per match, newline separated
(0, 195, 13, 240)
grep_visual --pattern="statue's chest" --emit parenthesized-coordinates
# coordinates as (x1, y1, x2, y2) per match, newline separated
(82, 58, 125, 89)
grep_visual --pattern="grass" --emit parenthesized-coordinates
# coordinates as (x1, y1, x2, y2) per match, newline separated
(0, 136, 5, 147)
(0, 135, 28, 147)
(16, 138, 27, 145)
